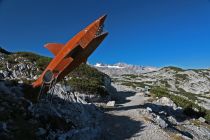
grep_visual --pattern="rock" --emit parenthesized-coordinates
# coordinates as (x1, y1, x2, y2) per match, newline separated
(198, 117, 206, 123)
(167, 116, 179, 125)
(154, 115, 168, 128)
(146, 107, 152, 112)
(18, 63, 26, 71)
(12, 70, 17, 78)
(35, 128, 46, 136)
(155, 97, 177, 109)
(106, 101, 115, 107)
(159, 111, 167, 116)
(184, 124, 210, 140)
(18, 80, 23, 84)
(139, 108, 150, 115)
(94, 63, 158, 76)
(175, 134, 191, 140)
(137, 92, 145, 96)
(2, 71, 9, 78)
(33, 75, 38, 80)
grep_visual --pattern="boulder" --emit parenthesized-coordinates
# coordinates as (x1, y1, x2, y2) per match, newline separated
(198, 117, 206, 123)
(106, 101, 115, 107)
(154, 115, 168, 128)
(155, 97, 177, 109)
(146, 107, 153, 112)
(167, 116, 179, 125)
(3, 71, 9, 77)
(139, 108, 150, 115)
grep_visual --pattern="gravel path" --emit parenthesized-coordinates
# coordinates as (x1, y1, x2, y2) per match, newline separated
(101, 83, 171, 140)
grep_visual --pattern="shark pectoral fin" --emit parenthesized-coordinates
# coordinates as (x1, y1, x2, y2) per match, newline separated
(54, 57, 73, 73)
(44, 43, 65, 56)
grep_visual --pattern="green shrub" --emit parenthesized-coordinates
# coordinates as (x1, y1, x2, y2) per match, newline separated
(0, 63, 6, 70)
(163, 66, 184, 72)
(204, 110, 210, 121)
(175, 74, 188, 80)
(67, 64, 109, 97)
(5, 55, 17, 64)
(159, 80, 171, 88)
(121, 82, 136, 88)
(121, 81, 148, 88)
(175, 88, 198, 101)
(122, 74, 138, 79)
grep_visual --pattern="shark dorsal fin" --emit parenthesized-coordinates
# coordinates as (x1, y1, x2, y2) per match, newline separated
(44, 43, 65, 56)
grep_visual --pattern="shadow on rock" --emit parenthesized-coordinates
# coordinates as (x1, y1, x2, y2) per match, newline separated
(142, 103, 194, 139)
(142, 103, 186, 122)
(104, 102, 194, 139)
(114, 91, 136, 105)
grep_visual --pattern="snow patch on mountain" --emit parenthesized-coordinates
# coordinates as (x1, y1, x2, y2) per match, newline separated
(95, 63, 124, 69)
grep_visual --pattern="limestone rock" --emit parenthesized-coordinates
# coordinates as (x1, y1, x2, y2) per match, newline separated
(154, 115, 168, 128)
(106, 101, 115, 107)
(198, 117, 206, 123)
(155, 97, 177, 109)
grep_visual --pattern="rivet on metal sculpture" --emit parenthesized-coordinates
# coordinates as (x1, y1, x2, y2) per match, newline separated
(32, 15, 108, 99)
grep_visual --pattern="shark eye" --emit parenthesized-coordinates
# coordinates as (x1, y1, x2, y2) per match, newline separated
(43, 70, 54, 84)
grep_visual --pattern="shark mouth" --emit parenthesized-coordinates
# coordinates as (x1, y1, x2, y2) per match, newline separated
(95, 24, 107, 37)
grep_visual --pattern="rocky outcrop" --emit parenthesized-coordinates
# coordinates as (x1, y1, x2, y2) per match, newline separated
(139, 97, 210, 140)
(0, 57, 39, 81)
(0, 48, 114, 140)
(0, 80, 103, 140)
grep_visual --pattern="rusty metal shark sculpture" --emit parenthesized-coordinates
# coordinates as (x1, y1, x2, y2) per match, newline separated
(32, 15, 108, 97)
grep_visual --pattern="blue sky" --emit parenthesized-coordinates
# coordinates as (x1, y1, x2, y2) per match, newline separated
(0, 0, 210, 68)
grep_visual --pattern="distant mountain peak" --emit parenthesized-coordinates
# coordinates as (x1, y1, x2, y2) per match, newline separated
(93, 62, 159, 76)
